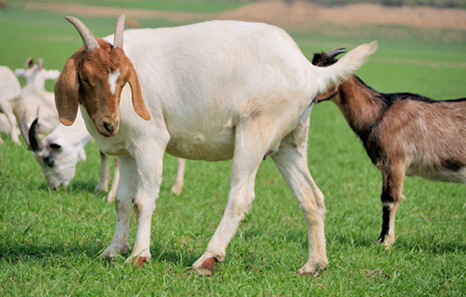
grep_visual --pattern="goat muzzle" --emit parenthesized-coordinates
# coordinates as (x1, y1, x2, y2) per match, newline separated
(96, 117, 120, 137)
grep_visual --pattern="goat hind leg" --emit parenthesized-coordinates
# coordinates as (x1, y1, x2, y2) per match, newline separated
(170, 158, 186, 195)
(95, 151, 110, 192)
(192, 125, 264, 275)
(272, 140, 327, 275)
(106, 158, 119, 202)
(0, 102, 20, 145)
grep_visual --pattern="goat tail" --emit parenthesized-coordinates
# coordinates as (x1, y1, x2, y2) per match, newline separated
(314, 41, 377, 94)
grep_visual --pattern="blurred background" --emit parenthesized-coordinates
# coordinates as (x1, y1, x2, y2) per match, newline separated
(1, 0, 465, 95)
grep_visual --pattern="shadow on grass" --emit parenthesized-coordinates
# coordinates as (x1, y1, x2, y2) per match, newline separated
(0, 241, 104, 264)
(328, 233, 466, 254)
(149, 241, 199, 267)
(31, 180, 106, 196)
(0, 239, 199, 268)
(392, 239, 466, 254)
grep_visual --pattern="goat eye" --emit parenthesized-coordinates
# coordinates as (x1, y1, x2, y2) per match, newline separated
(49, 143, 62, 150)
(82, 78, 92, 87)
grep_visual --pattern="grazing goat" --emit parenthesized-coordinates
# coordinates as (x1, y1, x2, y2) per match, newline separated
(15, 58, 60, 135)
(20, 110, 186, 200)
(20, 109, 118, 201)
(312, 47, 466, 246)
(55, 15, 376, 275)
(0, 66, 24, 144)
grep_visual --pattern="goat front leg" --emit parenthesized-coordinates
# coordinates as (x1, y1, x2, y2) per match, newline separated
(102, 156, 138, 259)
(376, 163, 405, 246)
(170, 158, 186, 195)
(129, 146, 165, 266)
(192, 124, 264, 275)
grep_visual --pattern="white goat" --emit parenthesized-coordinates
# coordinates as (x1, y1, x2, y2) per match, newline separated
(0, 66, 24, 144)
(20, 109, 186, 200)
(55, 15, 377, 275)
(15, 58, 60, 135)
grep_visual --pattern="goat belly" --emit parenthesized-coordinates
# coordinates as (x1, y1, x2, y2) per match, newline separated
(166, 129, 236, 161)
(406, 162, 466, 183)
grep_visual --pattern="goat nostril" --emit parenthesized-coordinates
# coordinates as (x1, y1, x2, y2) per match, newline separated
(102, 121, 119, 134)
(103, 122, 113, 133)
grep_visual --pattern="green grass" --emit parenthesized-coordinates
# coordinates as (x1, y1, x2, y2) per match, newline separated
(1, 4, 466, 296)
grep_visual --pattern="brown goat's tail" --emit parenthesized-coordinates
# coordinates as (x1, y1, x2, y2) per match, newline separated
(313, 41, 377, 94)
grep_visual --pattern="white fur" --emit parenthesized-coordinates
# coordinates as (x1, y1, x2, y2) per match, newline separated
(108, 69, 120, 95)
(68, 19, 376, 275)
(0, 66, 23, 144)
(15, 60, 60, 135)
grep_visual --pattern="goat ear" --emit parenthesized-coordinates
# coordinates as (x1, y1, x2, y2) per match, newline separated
(126, 61, 151, 121)
(54, 53, 82, 126)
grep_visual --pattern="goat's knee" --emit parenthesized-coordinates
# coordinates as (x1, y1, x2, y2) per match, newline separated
(227, 193, 255, 220)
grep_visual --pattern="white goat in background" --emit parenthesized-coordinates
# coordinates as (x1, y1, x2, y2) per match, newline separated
(0, 66, 24, 144)
(56, 15, 376, 275)
(15, 58, 60, 135)
(20, 109, 118, 201)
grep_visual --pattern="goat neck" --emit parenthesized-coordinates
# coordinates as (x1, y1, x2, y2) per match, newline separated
(334, 75, 386, 138)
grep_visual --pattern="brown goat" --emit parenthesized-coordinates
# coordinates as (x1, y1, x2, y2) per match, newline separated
(312, 47, 466, 246)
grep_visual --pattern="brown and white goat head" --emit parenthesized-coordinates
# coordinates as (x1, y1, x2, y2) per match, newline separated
(54, 15, 151, 137)
(312, 47, 347, 104)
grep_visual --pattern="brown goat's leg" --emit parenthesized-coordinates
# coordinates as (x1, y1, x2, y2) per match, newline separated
(377, 163, 405, 246)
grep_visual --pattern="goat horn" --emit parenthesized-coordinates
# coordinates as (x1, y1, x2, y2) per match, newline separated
(65, 16, 100, 52)
(28, 118, 45, 152)
(114, 15, 125, 49)
(20, 113, 31, 150)
(327, 47, 347, 59)
(24, 57, 33, 69)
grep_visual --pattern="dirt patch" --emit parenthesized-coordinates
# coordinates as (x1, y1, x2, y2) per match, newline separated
(25, 1, 466, 31)
(24, 2, 210, 22)
(220, 1, 466, 30)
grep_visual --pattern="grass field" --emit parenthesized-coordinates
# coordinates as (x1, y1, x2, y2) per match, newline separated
(1, 2, 466, 296)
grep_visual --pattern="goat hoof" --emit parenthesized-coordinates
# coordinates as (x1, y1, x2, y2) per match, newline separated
(102, 244, 129, 259)
(131, 256, 147, 267)
(193, 257, 217, 276)
(170, 185, 182, 195)
(297, 261, 328, 276)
